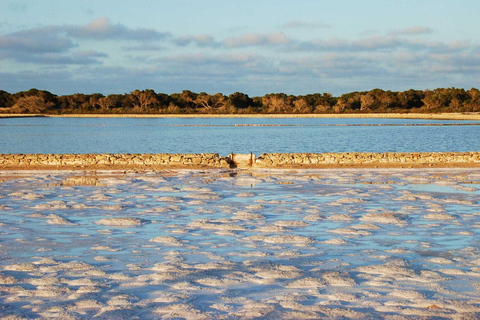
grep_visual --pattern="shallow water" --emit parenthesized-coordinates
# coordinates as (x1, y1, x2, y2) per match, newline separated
(1, 169, 480, 318)
(1, 117, 480, 154)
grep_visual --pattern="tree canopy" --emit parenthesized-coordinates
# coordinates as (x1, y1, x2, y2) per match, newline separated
(1, 88, 479, 115)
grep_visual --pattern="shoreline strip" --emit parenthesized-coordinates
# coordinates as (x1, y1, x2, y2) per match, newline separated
(2, 113, 480, 120)
(1, 152, 480, 170)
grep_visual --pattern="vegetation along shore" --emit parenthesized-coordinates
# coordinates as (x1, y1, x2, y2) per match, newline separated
(1, 87, 480, 116)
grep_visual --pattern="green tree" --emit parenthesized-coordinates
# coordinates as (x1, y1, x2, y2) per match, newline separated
(227, 92, 253, 110)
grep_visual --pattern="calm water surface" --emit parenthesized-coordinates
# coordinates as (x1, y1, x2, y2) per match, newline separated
(1, 117, 480, 154)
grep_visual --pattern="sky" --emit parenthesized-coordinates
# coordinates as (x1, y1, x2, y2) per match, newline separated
(0, 0, 479, 96)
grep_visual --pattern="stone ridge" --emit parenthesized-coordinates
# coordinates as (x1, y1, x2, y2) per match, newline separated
(0, 153, 231, 169)
(1, 152, 480, 170)
(254, 152, 480, 168)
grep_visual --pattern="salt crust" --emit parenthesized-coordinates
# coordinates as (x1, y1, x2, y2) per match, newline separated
(326, 214, 354, 221)
(95, 217, 146, 226)
(360, 211, 407, 224)
(2, 169, 480, 319)
(423, 213, 455, 220)
(46, 214, 77, 225)
(149, 236, 184, 246)
(329, 228, 371, 236)
(323, 238, 348, 245)
(322, 271, 356, 287)
(274, 220, 309, 227)
(242, 235, 314, 244)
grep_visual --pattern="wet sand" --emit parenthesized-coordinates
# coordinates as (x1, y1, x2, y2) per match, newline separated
(1, 168, 480, 318)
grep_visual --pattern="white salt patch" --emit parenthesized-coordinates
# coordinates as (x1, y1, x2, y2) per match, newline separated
(274, 220, 309, 227)
(4, 263, 37, 271)
(46, 214, 77, 225)
(287, 277, 325, 288)
(246, 204, 264, 210)
(22, 193, 44, 200)
(184, 193, 222, 201)
(95, 217, 146, 226)
(326, 214, 354, 221)
(71, 299, 103, 310)
(187, 200, 205, 205)
(236, 192, 255, 197)
(322, 271, 356, 287)
(233, 211, 265, 221)
(107, 294, 135, 306)
(89, 194, 111, 201)
(157, 196, 182, 202)
(28, 213, 44, 218)
(352, 223, 380, 230)
(151, 292, 190, 303)
(233, 177, 263, 186)
(71, 203, 94, 209)
(323, 238, 348, 245)
(154, 303, 209, 320)
(0, 273, 17, 284)
(423, 213, 455, 220)
(303, 214, 322, 221)
(101, 204, 124, 210)
(385, 248, 411, 254)
(357, 263, 415, 278)
(91, 245, 120, 252)
(195, 277, 242, 287)
(243, 235, 314, 244)
(181, 186, 212, 192)
(189, 219, 246, 231)
(360, 211, 406, 225)
(428, 257, 454, 264)
(336, 197, 365, 203)
(33, 201, 68, 210)
(455, 231, 473, 236)
(150, 236, 184, 246)
(156, 186, 179, 192)
(325, 293, 358, 301)
(329, 228, 371, 236)
(388, 290, 425, 300)
(252, 265, 302, 279)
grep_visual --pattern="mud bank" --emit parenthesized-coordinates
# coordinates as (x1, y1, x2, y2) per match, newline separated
(1, 151, 480, 170)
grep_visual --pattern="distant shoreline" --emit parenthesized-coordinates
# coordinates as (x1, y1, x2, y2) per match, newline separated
(2, 113, 480, 120)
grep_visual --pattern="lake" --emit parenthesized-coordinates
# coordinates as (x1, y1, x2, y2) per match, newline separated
(1, 117, 480, 154)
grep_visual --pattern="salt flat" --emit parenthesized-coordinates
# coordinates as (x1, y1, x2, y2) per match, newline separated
(1, 168, 480, 319)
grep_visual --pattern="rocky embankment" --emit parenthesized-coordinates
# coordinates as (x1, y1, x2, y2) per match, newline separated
(0, 153, 230, 170)
(253, 152, 480, 168)
(1, 152, 480, 170)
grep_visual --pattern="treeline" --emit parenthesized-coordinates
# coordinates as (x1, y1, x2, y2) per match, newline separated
(1, 87, 480, 114)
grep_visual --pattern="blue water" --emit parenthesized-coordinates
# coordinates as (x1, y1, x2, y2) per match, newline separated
(1, 117, 480, 154)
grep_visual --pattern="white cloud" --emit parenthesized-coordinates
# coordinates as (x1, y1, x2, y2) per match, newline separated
(65, 18, 171, 41)
(0, 18, 170, 65)
(388, 26, 433, 36)
(0, 28, 74, 54)
(224, 32, 292, 47)
(281, 21, 331, 29)
(174, 34, 219, 47)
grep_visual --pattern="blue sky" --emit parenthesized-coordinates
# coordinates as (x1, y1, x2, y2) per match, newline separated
(0, 0, 479, 96)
